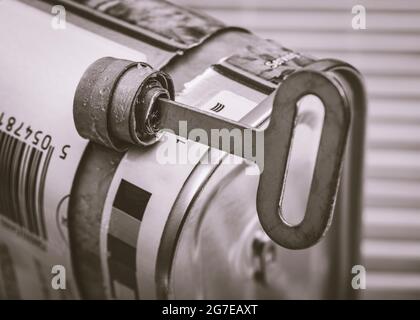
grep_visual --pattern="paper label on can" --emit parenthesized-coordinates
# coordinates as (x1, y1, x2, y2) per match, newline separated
(177, 68, 266, 109)
(0, 231, 76, 299)
(0, 0, 148, 299)
(200, 90, 258, 122)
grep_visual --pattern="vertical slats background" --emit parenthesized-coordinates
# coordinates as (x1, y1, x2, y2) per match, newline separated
(173, 0, 420, 299)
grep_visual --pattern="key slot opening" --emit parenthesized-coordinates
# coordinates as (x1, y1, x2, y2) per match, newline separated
(280, 94, 325, 226)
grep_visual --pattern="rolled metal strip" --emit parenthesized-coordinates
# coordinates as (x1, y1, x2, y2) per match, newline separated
(73, 57, 137, 151)
(74, 58, 174, 151)
(109, 62, 174, 147)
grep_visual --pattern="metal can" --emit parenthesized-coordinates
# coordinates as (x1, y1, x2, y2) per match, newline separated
(0, 0, 366, 299)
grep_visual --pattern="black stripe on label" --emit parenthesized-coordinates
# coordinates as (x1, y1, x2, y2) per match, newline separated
(107, 234, 137, 297)
(112, 179, 151, 221)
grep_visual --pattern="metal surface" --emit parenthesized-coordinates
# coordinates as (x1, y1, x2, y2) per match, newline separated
(168, 160, 330, 299)
(73, 57, 137, 151)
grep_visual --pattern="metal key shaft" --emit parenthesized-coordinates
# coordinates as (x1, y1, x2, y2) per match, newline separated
(157, 97, 260, 163)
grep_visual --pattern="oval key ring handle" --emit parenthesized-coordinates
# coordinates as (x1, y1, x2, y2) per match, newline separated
(257, 68, 351, 250)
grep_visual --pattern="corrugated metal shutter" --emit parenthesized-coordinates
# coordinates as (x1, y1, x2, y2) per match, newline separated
(173, 0, 420, 299)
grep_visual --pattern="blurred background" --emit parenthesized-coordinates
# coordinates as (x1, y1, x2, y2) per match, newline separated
(173, 0, 420, 299)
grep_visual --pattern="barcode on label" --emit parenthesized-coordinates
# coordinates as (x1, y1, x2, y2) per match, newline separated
(0, 130, 53, 240)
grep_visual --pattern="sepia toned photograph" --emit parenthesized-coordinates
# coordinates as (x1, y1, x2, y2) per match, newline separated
(0, 0, 419, 303)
